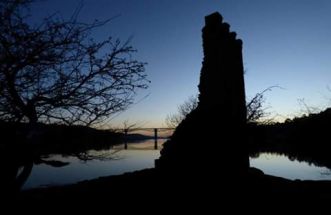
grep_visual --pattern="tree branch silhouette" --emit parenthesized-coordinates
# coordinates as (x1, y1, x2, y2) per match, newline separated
(166, 86, 280, 128)
(0, 0, 149, 126)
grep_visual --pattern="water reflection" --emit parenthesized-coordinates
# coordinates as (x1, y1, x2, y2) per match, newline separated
(5, 139, 331, 192)
(0, 152, 33, 195)
(0, 145, 78, 196)
(22, 139, 166, 190)
(250, 152, 331, 180)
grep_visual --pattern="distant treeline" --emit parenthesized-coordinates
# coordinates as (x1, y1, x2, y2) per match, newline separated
(248, 108, 331, 168)
(0, 121, 123, 155)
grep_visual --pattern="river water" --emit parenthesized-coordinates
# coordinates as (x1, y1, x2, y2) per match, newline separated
(21, 140, 331, 189)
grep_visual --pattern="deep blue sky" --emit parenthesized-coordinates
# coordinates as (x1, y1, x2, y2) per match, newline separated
(30, 0, 331, 127)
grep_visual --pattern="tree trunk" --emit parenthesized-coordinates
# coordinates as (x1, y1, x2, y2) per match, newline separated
(25, 103, 40, 144)
(26, 100, 38, 124)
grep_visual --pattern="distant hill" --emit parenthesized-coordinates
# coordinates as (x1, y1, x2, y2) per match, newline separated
(248, 107, 331, 168)
(124, 133, 154, 141)
(124, 133, 169, 142)
(248, 107, 331, 144)
(270, 107, 331, 143)
(0, 121, 123, 154)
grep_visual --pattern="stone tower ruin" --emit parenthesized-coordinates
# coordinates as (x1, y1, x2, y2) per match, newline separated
(156, 12, 248, 177)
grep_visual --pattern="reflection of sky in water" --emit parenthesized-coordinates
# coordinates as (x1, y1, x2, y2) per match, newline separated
(23, 140, 166, 190)
(250, 153, 331, 181)
(24, 142, 331, 189)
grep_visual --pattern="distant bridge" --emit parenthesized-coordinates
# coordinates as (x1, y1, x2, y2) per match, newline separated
(114, 127, 175, 150)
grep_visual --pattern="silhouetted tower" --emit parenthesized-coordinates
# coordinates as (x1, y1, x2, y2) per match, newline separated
(156, 12, 248, 177)
(199, 12, 246, 124)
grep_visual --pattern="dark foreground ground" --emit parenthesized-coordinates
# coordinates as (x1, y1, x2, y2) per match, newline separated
(13, 167, 331, 210)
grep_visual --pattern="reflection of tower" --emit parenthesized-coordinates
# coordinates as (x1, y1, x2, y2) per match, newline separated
(156, 12, 248, 175)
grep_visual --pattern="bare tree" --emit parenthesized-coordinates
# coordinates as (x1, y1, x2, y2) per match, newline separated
(166, 86, 278, 128)
(297, 98, 321, 116)
(246, 86, 280, 123)
(0, 0, 149, 126)
(246, 89, 268, 123)
(165, 95, 198, 128)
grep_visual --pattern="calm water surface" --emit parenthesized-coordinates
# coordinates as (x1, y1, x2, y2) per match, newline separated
(23, 141, 331, 189)
(23, 139, 166, 189)
(250, 153, 331, 180)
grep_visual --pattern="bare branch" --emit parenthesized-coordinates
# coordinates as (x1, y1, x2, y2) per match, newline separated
(246, 86, 281, 123)
(165, 95, 198, 128)
(166, 86, 281, 128)
(0, 1, 149, 126)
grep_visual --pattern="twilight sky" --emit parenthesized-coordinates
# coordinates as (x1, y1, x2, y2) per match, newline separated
(30, 0, 331, 128)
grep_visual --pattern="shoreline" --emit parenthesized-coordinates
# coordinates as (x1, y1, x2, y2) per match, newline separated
(17, 167, 331, 204)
